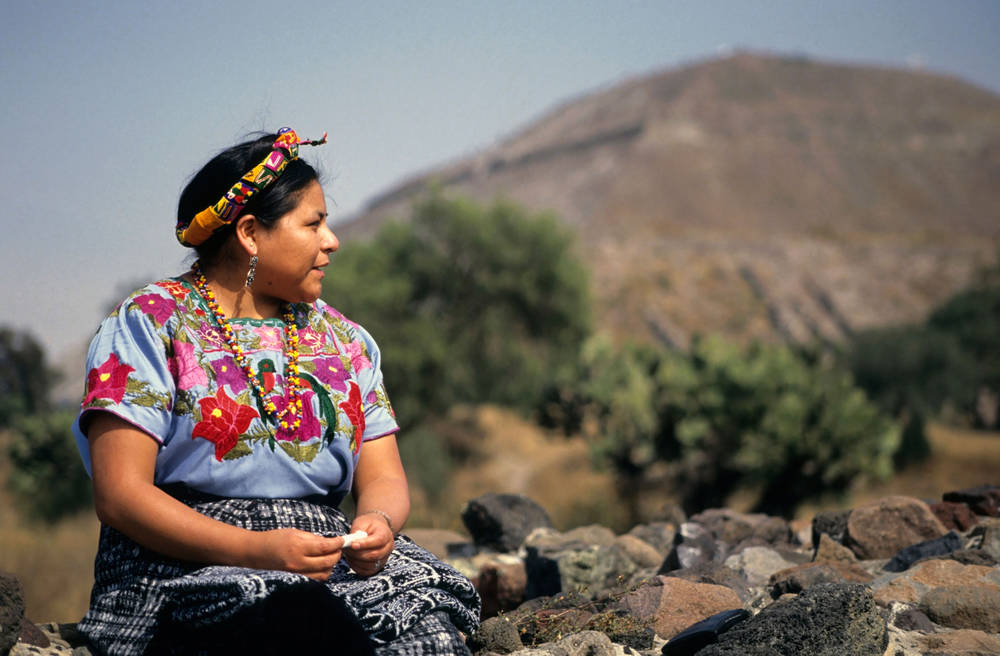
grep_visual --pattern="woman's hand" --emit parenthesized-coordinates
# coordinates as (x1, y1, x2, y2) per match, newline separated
(249, 529, 346, 582)
(343, 512, 394, 577)
(88, 413, 348, 582)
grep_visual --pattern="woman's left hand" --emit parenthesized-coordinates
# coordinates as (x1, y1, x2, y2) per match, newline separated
(343, 511, 395, 577)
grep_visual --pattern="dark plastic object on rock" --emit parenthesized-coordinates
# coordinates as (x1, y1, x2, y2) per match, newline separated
(884, 531, 963, 572)
(661, 609, 750, 655)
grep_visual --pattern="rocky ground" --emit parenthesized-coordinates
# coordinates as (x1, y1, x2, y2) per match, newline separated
(3, 486, 999, 655)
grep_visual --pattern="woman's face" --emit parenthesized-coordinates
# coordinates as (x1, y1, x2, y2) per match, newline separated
(252, 180, 339, 305)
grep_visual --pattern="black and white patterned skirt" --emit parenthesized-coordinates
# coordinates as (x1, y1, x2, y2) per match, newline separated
(78, 490, 481, 656)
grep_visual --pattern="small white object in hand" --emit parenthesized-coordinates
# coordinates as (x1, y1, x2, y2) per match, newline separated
(342, 530, 368, 548)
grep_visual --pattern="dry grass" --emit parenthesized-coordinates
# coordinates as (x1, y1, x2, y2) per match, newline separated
(0, 500, 99, 623)
(849, 422, 1000, 505)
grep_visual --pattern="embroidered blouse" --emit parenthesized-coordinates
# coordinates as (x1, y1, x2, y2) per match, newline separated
(72, 278, 398, 501)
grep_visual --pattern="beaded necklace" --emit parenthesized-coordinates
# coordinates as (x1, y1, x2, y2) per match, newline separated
(190, 261, 304, 432)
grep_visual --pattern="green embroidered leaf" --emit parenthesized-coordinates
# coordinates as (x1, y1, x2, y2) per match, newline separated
(278, 440, 322, 463)
(236, 389, 254, 407)
(243, 426, 269, 442)
(125, 380, 172, 409)
(125, 379, 147, 394)
(222, 441, 253, 460)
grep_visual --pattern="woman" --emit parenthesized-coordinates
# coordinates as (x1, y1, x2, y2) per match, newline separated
(72, 128, 480, 655)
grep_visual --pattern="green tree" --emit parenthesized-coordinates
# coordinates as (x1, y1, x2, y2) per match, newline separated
(927, 284, 1000, 427)
(0, 327, 57, 426)
(845, 282, 1000, 430)
(323, 193, 592, 428)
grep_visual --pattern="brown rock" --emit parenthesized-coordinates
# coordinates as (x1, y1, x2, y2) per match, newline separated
(666, 563, 751, 602)
(930, 501, 980, 532)
(949, 549, 999, 567)
(920, 585, 1000, 632)
(16, 620, 50, 648)
(616, 575, 742, 639)
(769, 561, 874, 597)
(919, 629, 1000, 655)
(814, 533, 857, 564)
(845, 495, 948, 560)
(943, 485, 1000, 517)
(689, 508, 792, 548)
(476, 557, 528, 618)
(871, 559, 1000, 607)
(614, 534, 663, 570)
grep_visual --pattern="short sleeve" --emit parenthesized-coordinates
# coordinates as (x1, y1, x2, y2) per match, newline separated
(72, 288, 178, 475)
(351, 324, 399, 442)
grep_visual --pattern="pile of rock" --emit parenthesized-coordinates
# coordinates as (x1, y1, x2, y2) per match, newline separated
(425, 486, 1000, 655)
(3, 486, 1000, 655)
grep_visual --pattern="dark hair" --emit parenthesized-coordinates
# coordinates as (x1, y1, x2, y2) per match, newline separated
(177, 132, 321, 266)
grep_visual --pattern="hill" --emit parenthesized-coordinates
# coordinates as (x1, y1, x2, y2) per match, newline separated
(337, 52, 1000, 347)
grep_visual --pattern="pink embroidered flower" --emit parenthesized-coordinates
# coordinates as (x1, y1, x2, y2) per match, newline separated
(133, 293, 176, 326)
(83, 353, 135, 405)
(311, 355, 349, 392)
(167, 340, 208, 391)
(272, 389, 321, 442)
(365, 390, 378, 405)
(192, 388, 259, 461)
(339, 381, 366, 454)
(344, 340, 372, 374)
(298, 327, 326, 353)
(253, 325, 283, 352)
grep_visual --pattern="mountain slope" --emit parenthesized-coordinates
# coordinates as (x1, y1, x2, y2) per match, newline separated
(337, 53, 1000, 347)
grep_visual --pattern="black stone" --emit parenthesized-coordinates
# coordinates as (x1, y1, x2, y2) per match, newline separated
(467, 616, 523, 654)
(698, 583, 888, 656)
(461, 493, 553, 553)
(0, 571, 25, 655)
(811, 509, 851, 549)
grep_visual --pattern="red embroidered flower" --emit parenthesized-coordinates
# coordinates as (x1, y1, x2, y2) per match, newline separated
(339, 381, 366, 454)
(83, 353, 135, 405)
(192, 388, 259, 461)
(157, 280, 191, 301)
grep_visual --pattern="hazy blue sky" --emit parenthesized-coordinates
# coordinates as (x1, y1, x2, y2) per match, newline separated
(2, 1, 999, 359)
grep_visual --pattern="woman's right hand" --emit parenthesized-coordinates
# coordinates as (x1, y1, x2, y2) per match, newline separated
(249, 528, 345, 582)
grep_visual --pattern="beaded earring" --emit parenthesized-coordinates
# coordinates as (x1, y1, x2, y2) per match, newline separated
(245, 255, 258, 288)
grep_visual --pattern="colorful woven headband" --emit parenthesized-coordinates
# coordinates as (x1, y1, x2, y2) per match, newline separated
(176, 127, 328, 247)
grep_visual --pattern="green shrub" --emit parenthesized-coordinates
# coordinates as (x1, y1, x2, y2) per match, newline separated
(553, 334, 900, 519)
(6, 410, 92, 522)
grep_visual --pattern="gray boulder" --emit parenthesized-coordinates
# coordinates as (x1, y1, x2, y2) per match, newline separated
(462, 493, 554, 553)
